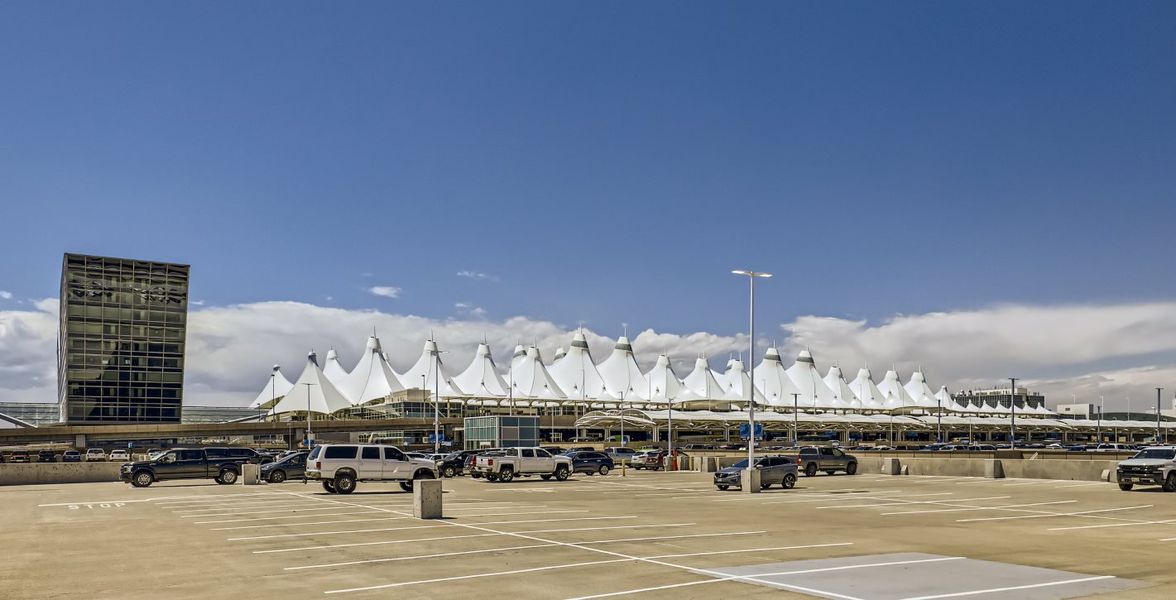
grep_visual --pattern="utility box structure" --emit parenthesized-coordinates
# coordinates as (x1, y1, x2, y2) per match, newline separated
(464, 416, 539, 449)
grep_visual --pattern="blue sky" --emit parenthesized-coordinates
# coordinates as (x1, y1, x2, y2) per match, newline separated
(1, 1, 1174, 338)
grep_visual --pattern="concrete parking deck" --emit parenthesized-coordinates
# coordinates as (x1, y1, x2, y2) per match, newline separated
(2, 470, 1175, 599)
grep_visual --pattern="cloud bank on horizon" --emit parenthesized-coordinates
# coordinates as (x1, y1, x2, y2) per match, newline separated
(1, 299, 1174, 410)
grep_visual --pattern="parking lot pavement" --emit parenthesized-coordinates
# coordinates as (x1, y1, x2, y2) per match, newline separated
(4, 470, 1176, 599)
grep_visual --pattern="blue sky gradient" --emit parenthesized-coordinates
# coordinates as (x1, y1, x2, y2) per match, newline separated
(1, 2, 1174, 337)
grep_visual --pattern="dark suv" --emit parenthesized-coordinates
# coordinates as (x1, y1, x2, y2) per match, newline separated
(120, 448, 254, 487)
(439, 450, 481, 478)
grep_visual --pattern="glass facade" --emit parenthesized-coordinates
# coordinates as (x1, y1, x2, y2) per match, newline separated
(464, 416, 539, 449)
(57, 253, 189, 424)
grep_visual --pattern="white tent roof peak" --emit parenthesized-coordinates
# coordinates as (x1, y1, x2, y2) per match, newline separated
(785, 349, 839, 409)
(848, 367, 889, 411)
(755, 351, 808, 408)
(454, 342, 509, 398)
(510, 346, 567, 400)
(401, 339, 463, 396)
(823, 365, 862, 410)
(597, 335, 648, 400)
(341, 335, 405, 405)
(877, 369, 916, 410)
(249, 365, 294, 409)
(548, 331, 609, 400)
(553, 347, 567, 361)
(323, 348, 350, 385)
(903, 370, 942, 411)
(271, 351, 353, 415)
(644, 354, 682, 403)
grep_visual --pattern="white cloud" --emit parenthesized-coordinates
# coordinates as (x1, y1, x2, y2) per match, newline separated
(191, 299, 206, 306)
(367, 286, 401, 299)
(456, 271, 499, 282)
(0, 291, 12, 300)
(2, 298, 1175, 412)
(454, 303, 488, 319)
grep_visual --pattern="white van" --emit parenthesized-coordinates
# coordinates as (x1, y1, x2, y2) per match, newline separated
(305, 444, 438, 494)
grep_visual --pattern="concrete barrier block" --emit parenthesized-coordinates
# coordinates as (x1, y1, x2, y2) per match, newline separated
(984, 459, 1004, 479)
(900, 464, 910, 476)
(740, 468, 761, 493)
(881, 458, 902, 475)
(1100, 469, 1111, 482)
(413, 479, 443, 519)
(242, 463, 262, 485)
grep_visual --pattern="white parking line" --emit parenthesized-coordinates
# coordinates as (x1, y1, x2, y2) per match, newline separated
(286, 543, 560, 570)
(39, 492, 281, 507)
(880, 500, 1077, 516)
(898, 575, 1114, 600)
(175, 502, 323, 515)
(817, 496, 1011, 509)
(254, 532, 503, 553)
(212, 516, 412, 530)
(229, 524, 441, 541)
(957, 505, 1154, 523)
(1049, 518, 1176, 532)
(325, 557, 634, 593)
(643, 541, 854, 559)
(762, 492, 952, 505)
(194, 510, 385, 524)
(182, 505, 363, 518)
(563, 556, 963, 600)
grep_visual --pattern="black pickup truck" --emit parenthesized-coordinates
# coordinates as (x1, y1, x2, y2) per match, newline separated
(120, 448, 257, 488)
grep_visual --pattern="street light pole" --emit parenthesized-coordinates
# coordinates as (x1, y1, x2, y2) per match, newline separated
(1009, 377, 1017, 448)
(1157, 387, 1164, 445)
(792, 392, 800, 446)
(1098, 396, 1103, 444)
(732, 269, 772, 470)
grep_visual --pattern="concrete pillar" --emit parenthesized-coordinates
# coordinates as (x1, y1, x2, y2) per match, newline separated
(740, 468, 761, 493)
(242, 463, 262, 485)
(74, 434, 86, 449)
(984, 459, 1004, 479)
(413, 479, 443, 519)
(881, 457, 902, 475)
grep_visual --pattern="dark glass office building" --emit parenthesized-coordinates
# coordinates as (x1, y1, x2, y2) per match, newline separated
(58, 253, 189, 423)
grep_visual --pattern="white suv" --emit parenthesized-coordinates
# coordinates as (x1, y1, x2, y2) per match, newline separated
(305, 444, 438, 494)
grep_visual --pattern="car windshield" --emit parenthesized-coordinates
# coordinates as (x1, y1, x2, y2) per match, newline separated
(1133, 449, 1176, 460)
(732, 459, 749, 468)
(148, 451, 166, 460)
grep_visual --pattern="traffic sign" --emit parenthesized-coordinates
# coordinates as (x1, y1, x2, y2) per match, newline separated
(738, 422, 764, 441)
(428, 433, 448, 444)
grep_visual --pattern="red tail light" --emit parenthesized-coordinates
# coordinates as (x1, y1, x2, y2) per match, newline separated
(487, 458, 494, 466)
(314, 461, 320, 469)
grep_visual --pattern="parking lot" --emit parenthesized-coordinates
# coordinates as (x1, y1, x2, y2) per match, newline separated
(3, 469, 1175, 599)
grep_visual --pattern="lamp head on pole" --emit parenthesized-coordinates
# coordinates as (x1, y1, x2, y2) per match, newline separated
(731, 269, 773, 278)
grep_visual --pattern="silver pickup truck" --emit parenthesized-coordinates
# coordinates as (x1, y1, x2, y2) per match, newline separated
(474, 447, 573, 482)
(1116, 446, 1176, 491)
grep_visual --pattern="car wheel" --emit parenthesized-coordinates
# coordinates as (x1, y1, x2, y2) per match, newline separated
(554, 465, 570, 481)
(716, 484, 729, 491)
(334, 473, 356, 494)
(499, 468, 515, 483)
(442, 466, 456, 478)
(1118, 482, 1134, 491)
(805, 463, 818, 477)
(269, 470, 286, 484)
(218, 469, 238, 485)
(782, 473, 797, 489)
(132, 471, 153, 488)
(846, 462, 858, 475)
(760, 481, 772, 490)
(399, 481, 413, 492)
(1164, 473, 1176, 493)
(486, 473, 499, 482)
(322, 480, 337, 493)
(825, 470, 837, 476)
(598, 465, 610, 476)
(540, 474, 552, 480)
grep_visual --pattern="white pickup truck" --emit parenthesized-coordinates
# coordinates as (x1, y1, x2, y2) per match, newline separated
(474, 447, 573, 482)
